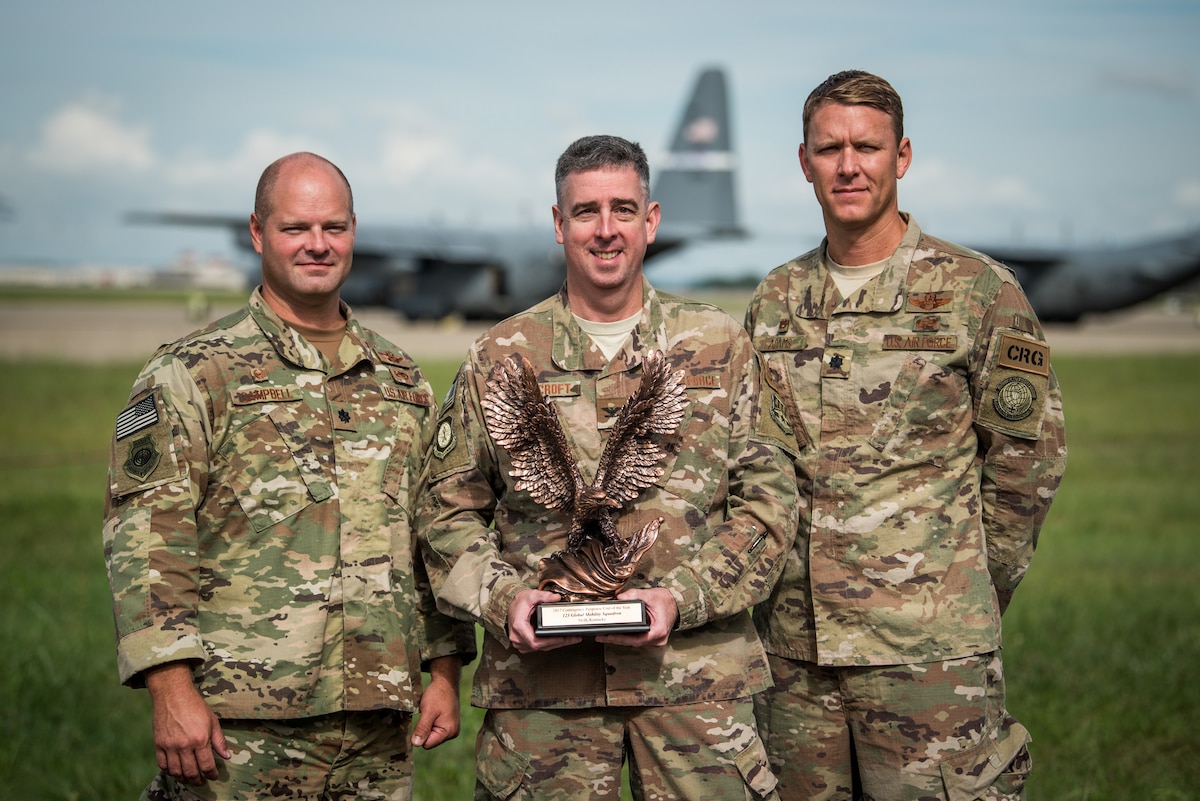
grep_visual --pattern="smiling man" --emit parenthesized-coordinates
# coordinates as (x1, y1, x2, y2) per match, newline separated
(745, 71, 1068, 800)
(419, 135, 799, 800)
(102, 152, 474, 800)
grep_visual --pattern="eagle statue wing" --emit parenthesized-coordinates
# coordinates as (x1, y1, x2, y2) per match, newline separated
(594, 349, 687, 505)
(482, 354, 580, 512)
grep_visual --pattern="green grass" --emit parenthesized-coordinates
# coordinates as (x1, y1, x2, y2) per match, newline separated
(1, 354, 1197, 799)
(0, 286, 246, 305)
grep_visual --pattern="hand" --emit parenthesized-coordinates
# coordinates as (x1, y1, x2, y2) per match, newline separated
(412, 656, 462, 750)
(595, 588, 678, 648)
(145, 663, 231, 785)
(507, 589, 581, 653)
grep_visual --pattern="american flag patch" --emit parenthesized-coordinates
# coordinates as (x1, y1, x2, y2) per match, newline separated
(116, 394, 159, 441)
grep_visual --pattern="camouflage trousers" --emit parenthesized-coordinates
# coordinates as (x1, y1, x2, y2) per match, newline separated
(140, 710, 414, 801)
(474, 700, 779, 800)
(754, 652, 1031, 801)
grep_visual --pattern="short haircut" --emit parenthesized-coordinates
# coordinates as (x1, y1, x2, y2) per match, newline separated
(554, 135, 651, 206)
(802, 70, 904, 146)
(253, 152, 354, 221)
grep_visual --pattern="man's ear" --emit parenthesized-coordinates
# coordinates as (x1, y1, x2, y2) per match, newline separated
(552, 205, 566, 245)
(249, 213, 264, 254)
(798, 143, 814, 184)
(644, 201, 661, 245)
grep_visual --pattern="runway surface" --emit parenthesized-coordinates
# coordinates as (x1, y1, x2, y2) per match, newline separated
(2, 298, 1198, 365)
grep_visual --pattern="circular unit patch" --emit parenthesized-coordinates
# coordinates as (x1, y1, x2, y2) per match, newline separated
(433, 418, 456, 459)
(993, 375, 1038, 421)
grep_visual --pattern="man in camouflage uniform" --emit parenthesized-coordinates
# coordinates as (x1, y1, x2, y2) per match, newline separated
(745, 71, 1068, 800)
(102, 152, 475, 800)
(418, 135, 799, 800)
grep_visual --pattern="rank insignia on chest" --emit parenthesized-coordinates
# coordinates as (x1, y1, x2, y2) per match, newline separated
(598, 397, 626, 422)
(821, 351, 851, 379)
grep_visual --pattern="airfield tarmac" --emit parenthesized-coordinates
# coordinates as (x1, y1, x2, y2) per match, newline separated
(1, 298, 1198, 364)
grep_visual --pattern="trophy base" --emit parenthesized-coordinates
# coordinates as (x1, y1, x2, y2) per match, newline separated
(534, 599, 649, 637)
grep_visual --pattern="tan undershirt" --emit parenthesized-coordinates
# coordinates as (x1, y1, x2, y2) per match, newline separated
(827, 255, 889, 300)
(288, 320, 348, 365)
(574, 312, 640, 362)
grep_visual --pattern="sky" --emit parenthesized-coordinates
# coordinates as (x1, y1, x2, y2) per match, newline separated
(1, 0, 1198, 275)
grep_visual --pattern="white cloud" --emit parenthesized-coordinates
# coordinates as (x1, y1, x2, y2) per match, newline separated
(905, 158, 1045, 213)
(363, 103, 520, 190)
(165, 129, 327, 188)
(1175, 180, 1200, 207)
(29, 98, 155, 173)
(378, 132, 454, 183)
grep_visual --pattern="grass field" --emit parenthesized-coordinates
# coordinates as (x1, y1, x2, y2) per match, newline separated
(1, 352, 1197, 800)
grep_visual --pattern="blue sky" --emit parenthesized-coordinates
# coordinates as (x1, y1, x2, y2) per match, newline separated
(1, 0, 1198, 272)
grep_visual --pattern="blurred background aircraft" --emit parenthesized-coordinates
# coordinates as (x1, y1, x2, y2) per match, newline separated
(128, 69, 746, 319)
(126, 66, 1200, 323)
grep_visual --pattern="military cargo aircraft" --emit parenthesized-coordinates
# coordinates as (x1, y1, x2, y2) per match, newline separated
(130, 67, 745, 319)
(649, 223, 1200, 324)
(131, 67, 1200, 323)
(977, 231, 1200, 322)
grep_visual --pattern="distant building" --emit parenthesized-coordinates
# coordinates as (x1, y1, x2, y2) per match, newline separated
(0, 251, 247, 292)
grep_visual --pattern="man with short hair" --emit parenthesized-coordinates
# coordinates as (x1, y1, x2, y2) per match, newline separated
(103, 152, 475, 800)
(419, 135, 798, 800)
(746, 70, 1068, 800)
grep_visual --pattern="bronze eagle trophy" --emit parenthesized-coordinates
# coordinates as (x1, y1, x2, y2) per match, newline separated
(482, 349, 687, 615)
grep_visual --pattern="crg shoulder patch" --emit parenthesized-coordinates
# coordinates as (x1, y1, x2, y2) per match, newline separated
(977, 330, 1052, 439)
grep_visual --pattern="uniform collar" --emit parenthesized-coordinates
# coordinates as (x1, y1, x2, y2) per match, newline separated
(551, 277, 669, 373)
(799, 213, 923, 318)
(248, 286, 374, 374)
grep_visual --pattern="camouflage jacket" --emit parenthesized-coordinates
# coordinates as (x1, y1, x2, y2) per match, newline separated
(418, 280, 799, 709)
(102, 288, 475, 719)
(745, 216, 1067, 667)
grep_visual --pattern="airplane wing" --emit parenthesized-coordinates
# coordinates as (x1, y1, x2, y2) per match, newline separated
(974, 230, 1200, 322)
(127, 67, 746, 320)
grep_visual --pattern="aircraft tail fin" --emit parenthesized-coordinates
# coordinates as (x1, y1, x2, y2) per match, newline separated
(652, 67, 743, 238)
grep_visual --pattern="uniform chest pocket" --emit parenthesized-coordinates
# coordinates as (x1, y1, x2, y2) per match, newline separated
(655, 398, 729, 513)
(221, 406, 333, 532)
(866, 354, 969, 468)
(382, 435, 414, 505)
